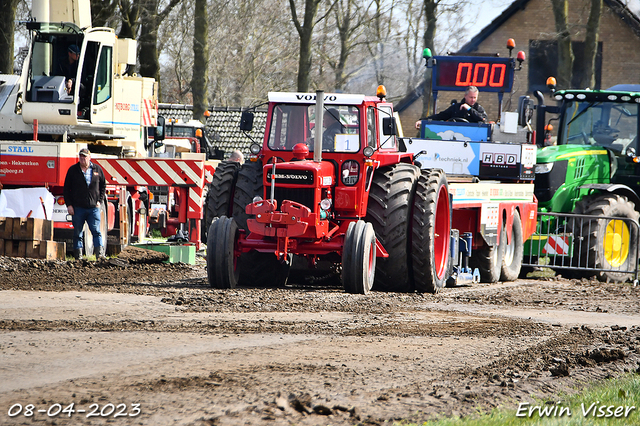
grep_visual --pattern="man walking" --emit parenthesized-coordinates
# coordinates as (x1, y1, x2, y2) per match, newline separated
(63, 148, 106, 259)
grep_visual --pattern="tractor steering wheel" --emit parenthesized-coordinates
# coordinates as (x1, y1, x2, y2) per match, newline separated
(567, 132, 590, 145)
(448, 117, 469, 123)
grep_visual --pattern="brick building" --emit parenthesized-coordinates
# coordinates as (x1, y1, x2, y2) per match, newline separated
(396, 0, 640, 135)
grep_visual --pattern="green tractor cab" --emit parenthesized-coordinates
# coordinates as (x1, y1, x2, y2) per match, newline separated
(522, 83, 640, 283)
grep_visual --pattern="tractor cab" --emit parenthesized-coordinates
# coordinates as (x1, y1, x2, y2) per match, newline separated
(240, 89, 412, 221)
(247, 90, 401, 160)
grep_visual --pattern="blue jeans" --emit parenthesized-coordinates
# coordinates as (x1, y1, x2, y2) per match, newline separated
(72, 206, 103, 250)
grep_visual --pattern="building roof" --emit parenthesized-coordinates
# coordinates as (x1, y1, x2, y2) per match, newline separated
(158, 103, 267, 160)
(459, 0, 640, 53)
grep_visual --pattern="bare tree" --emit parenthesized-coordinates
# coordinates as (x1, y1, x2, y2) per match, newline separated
(420, 0, 437, 117)
(579, 0, 602, 89)
(138, 0, 181, 85)
(191, 0, 208, 121)
(116, 0, 142, 39)
(158, 0, 193, 103)
(401, 0, 425, 93)
(289, 0, 324, 92)
(159, 0, 299, 106)
(363, 0, 398, 86)
(89, 0, 119, 28)
(331, 0, 367, 90)
(0, 0, 20, 74)
(314, 0, 374, 91)
(550, 0, 574, 88)
(550, 0, 603, 89)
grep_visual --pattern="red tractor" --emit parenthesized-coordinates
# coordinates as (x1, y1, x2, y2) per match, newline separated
(206, 87, 452, 293)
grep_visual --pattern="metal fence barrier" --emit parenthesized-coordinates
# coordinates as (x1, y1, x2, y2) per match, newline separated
(523, 211, 640, 284)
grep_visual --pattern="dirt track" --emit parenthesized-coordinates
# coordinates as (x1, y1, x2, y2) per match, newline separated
(0, 248, 639, 425)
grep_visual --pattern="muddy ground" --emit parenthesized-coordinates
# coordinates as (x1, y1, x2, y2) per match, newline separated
(0, 247, 639, 425)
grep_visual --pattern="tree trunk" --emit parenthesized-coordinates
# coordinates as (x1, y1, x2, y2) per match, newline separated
(0, 0, 19, 74)
(116, 0, 141, 40)
(138, 0, 181, 100)
(289, 0, 322, 92)
(90, 0, 119, 29)
(138, 0, 161, 81)
(191, 0, 209, 121)
(421, 0, 437, 120)
(333, 0, 351, 91)
(579, 0, 602, 89)
(550, 0, 574, 89)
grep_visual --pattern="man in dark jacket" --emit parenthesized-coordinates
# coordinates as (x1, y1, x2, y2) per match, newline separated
(415, 86, 488, 129)
(57, 44, 80, 94)
(63, 148, 107, 259)
(322, 108, 345, 151)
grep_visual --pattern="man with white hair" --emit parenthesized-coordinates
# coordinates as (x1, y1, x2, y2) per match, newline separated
(415, 86, 487, 129)
(228, 150, 244, 164)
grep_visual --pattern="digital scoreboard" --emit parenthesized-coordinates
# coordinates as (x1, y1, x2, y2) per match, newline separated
(432, 56, 515, 93)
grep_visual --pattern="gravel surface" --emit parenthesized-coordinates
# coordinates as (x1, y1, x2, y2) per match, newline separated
(0, 247, 639, 425)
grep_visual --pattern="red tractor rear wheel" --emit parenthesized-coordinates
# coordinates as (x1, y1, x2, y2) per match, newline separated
(342, 220, 376, 294)
(203, 161, 240, 241)
(207, 216, 239, 289)
(411, 169, 451, 292)
(232, 160, 264, 230)
(365, 163, 420, 292)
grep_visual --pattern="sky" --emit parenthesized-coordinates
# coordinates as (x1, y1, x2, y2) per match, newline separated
(471, 0, 513, 34)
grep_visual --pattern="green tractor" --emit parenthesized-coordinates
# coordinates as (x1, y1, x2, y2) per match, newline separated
(522, 81, 640, 282)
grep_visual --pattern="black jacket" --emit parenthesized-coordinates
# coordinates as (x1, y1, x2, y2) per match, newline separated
(63, 162, 106, 209)
(427, 99, 487, 123)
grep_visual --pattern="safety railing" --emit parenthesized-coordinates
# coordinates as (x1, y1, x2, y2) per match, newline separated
(523, 212, 640, 284)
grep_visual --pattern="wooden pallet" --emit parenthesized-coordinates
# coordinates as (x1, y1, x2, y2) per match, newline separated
(0, 239, 66, 260)
(0, 217, 65, 260)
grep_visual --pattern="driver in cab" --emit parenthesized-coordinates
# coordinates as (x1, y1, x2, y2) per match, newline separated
(415, 86, 487, 129)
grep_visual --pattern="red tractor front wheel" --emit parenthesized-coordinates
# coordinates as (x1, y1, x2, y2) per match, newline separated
(207, 216, 240, 289)
(342, 220, 376, 294)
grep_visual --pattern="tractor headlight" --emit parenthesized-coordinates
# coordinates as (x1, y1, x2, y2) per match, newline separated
(535, 163, 553, 174)
(320, 198, 332, 210)
(250, 143, 261, 155)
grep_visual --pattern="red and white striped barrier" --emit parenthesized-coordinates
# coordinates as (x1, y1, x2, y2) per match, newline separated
(542, 235, 570, 255)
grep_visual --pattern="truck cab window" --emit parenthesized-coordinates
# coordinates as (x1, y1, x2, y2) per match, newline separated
(94, 46, 112, 104)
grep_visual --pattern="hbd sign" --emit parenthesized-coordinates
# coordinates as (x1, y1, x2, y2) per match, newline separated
(482, 152, 518, 166)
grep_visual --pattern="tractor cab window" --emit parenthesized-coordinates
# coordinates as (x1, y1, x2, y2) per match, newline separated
(367, 106, 377, 148)
(377, 105, 396, 149)
(562, 101, 638, 154)
(267, 103, 360, 152)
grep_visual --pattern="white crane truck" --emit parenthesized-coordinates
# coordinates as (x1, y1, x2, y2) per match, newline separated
(0, 0, 208, 255)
